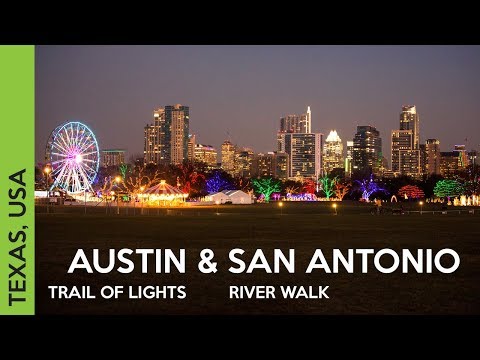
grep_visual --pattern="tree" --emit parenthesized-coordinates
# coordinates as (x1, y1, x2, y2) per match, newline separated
(302, 179, 316, 194)
(252, 178, 281, 202)
(174, 161, 206, 196)
(318, 175, 338, 200)
(433, 180, 463, 199)
(354, 174, 388, 201)
(334, 182, 351, 201)
(398, 185, 425, 199)
(206, 171, 233, 193)
(463, 176, 480, 196)
(124, 168, 163, 196)
(233, 176, 252, 193)
(119, 163, 129, 180)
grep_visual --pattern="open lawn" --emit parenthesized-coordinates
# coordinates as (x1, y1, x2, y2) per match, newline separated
(36, 201, 480, 315)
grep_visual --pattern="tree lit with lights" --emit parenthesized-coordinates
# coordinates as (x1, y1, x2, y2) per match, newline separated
(206, 171, 233, 193)
(334, 182, 351, 201)
(433, 180, 463, 199)
(354, 174, 387, 201)
(318, 175, 337, 200)
(398, 185, 425, 199)
(252, 178, 281, 203)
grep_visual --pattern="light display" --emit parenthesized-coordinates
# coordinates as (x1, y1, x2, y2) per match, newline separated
(318, 175, 337, 200)
(286, 193, 318, 201)
(334, 182, 351, 201)
(139, 180, 187, 205)
(252, 178, 281, 203)
(119, 163, 129, 180)
(45, 121, 100, 194)
(354, 174, 387, 201)
(397, 185, 425, 199)
(176, 162, 205, 195)
(302, 179, 316, 194)
(433, 180, 463, 199)
(206, 171, 233, 194)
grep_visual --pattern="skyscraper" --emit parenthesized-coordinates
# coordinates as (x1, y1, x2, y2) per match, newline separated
(425, 139, 440, 175)
(144, 108, 166, 165)
(144, 104, 189, 165)
(345, 141, 354, 178)
(277, 106, 321, 179)
(167, 104, 190, 165)
(391, 105, 422, 177)
(235, 148, 255, 177)
(400, 105, 420, 149)
(188, 134, 196, 162)
(221, 140, 236, 175)
(352, 125, 382, 176)
(323, 130, 344, 174)
(279, 133, 322, 178)
(279, 106, 311, 134)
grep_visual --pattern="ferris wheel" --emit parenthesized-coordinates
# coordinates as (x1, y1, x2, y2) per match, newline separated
(45, 121, 100, 194)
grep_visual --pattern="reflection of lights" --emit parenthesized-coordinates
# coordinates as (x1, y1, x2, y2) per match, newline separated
(419, 201, 423, 206)
(332, 203, 337, 209)
(279, 201, 283, 207)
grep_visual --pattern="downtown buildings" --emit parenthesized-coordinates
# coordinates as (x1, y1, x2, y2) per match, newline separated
(277, 106, 323, 180)
(144, 104, 190, 165)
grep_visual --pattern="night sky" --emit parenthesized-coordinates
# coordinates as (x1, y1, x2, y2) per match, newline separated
(36, 45, 480, 164)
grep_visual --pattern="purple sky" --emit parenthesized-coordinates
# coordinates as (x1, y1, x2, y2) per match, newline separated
(36, 45, 480, 164)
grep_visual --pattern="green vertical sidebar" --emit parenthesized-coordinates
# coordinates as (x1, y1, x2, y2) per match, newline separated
(0, 46, 35, 315)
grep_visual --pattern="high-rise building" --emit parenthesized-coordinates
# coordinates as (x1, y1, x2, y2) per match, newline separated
(167, 104, 190, 165)
(345, 141, 354, 178)
(235, 148, 254, 177)
(144, 104, 189, 165)
(194, 144, 218, 169)
(440, 152, 460, 178)
(425, 139, 441, 175)
(323, 130, 344, 174)
(391, 105, 422, 178)
(352, 125, 382, 176)
(279, 106, 311, 133)
(252, 152, 275, 178)
(391, 129, 421, 177)
(454, 145, 469, 169)
(101, 149, 126, 167)
(274, 152, 289, 180)
(221, 140, 236, 175)
(144, 108, 165, 165)
(400, 105, 420, 149)
(188, 134, 196, 162)
(279, 133, 322, 179)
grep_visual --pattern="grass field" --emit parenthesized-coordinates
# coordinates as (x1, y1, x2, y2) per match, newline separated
(36, 201, 480, 315)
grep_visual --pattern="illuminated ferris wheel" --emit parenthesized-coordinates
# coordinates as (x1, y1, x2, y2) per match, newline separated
(45, 121, 100, 194)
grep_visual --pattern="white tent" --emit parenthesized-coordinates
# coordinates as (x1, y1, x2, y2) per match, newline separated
(209, 192, 231, 204)
(222, 190, 252, 204)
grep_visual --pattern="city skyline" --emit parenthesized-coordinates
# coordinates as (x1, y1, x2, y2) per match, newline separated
(36, 46, 480, 163)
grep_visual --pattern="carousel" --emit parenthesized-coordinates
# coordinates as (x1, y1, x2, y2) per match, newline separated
(139, 180, 187, 206)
